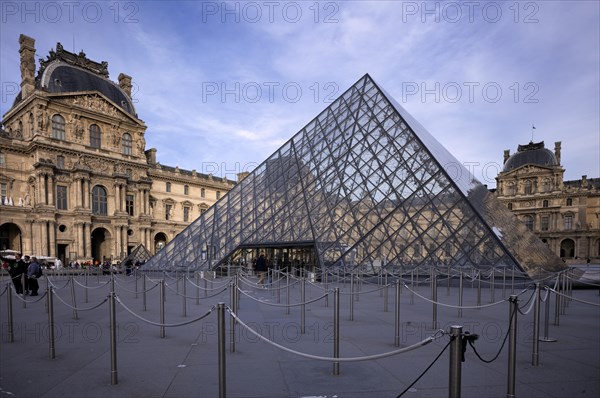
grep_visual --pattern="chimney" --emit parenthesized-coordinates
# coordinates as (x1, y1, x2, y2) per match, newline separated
(118, 73, 132, 98)
(503, 149, 510, 164)
(582, 175, 588, 187)
(19, 34, 36, 99)
(554, 141, 561, 165)
(145, 148, 157, 165)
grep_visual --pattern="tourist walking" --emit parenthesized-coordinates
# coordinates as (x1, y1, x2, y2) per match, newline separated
(26, 257, 42, 296)
(256, 253, 267, 285)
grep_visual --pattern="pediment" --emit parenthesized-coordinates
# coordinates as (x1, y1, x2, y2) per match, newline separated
(51, 92, 144, 126)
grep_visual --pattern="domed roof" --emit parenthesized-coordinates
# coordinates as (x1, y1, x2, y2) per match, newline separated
(39, 61, 136, 116)
(503, 141, 558, 172)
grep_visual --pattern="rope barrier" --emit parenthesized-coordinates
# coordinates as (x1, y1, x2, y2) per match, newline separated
(12, 290, 48, 303)
(72, 279, 112, 289)
(547, 287, 600, 307)
(517, 289, 538, 315)
(52, 291, 109, 311)
(228, 308, 441, 362)
(115, 296, 215, 327)
(185, 276, 231, 290)
(47, 278, 71, 290)
(236, 286, 328, 307)
(164, 282, 229, 299)
(402, 282, 510, 309)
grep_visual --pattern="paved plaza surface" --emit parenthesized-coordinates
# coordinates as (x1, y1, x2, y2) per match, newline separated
(0, 270, 599, 398)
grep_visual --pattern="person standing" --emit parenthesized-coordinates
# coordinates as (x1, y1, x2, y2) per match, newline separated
(26, 257, 41, 296)
(20, 256, 30, 294)
(256, 253, 267, 285)
(2, 253, 23, 294)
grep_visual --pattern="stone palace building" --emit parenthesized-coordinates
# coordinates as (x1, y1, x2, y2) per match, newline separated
(0, 35, 237, 263)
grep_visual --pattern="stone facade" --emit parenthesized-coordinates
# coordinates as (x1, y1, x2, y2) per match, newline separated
(495, 141, 600, 262)
(0, 35, 236, 262)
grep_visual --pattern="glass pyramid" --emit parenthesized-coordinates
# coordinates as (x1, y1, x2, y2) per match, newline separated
(143, 74, 566, 280)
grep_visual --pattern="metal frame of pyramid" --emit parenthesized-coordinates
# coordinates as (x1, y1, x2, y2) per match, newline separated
(143, 74, 566, 280)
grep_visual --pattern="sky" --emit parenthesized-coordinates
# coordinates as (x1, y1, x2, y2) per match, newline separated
(1, 0, 599, 187)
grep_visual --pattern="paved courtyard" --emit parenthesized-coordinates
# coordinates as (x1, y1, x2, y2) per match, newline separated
(1, 270, 599, 397)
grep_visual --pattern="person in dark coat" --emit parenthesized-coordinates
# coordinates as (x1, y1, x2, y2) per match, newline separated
(26, 257, 41, 296)
(256, 254, 267, 285)
(2, 253, 23, 294)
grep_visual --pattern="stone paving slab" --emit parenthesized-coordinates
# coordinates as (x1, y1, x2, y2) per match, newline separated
(0, 272, 599, 397)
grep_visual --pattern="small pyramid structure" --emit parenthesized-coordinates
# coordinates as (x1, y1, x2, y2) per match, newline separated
(143, 74, 566, 279)
(121, 244, 152, 266)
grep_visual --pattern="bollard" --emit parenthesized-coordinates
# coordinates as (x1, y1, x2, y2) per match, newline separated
(109, 291, 118, 384)
(160, 280, 165, 338)
(70, 276, 78, 320)
(449, 325, 463, 398)
(532, 283, 541, 366)
(394, 281, 401, 347)
(7, 284, 14, 343)
(301, 277, 306, 334)
(507, 295, 518, 398)
(333, 287, 340, 375)
(217, 302, 226, 398)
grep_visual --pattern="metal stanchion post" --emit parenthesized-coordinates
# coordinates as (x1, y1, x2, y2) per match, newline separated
(532, 283, 541, 366)
(394, 281, 400, 347)
(160, 280, 165, 338)
(477, 273, 481, 307)
(511, 268, 515, 294)
(196, 272, 200, 305)
(490, 270, 495, 303)
(350, 274, 354, 321)
(449, 325, 462, 398)
(109, 291, 118, 385)
(458, 271, 463, 318)
(301, 277, 306, 334)
(217, 302, 226, 398)
(142, 274, 147, 311)
(286, 272, 290, 315)
(7, 284, 14, 343)
(540, 287, 557, 342)
(410, 270, 415, 305)
(502, 268, 506, 298)
(431, 269, 438, 329)
(333, 287, 340, 375)
(182, 274, 187, 317)
(384, 282, 389, 312)
(85, 271, 89, 303)
(230, 283, 236, 353)
(134, 269, 138, 299)
(48, 286, 56, 359)
(70, 276, 78, 320)
(507, 295, 518, 398)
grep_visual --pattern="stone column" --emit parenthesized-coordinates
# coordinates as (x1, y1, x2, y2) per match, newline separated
(40, 221, 48, 256)
(48, 175, 55, 206)
(84, 223, 91, 258)
(84, 180, 90, 209)
(75, 178, 81, 208)
(122, 226, 128, 257)
(115, 226, 121, 258)
(49, 221, 56, 257)
(37, 174, 45, 205)
(77, 223, 84, 257)
(26, 220, 34, 255)
(121, 186, 126, 213)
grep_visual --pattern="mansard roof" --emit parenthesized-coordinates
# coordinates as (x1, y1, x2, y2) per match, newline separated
(503, 141, 559, 172)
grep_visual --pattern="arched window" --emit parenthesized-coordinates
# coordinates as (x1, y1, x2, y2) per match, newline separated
(523, 215, 534, 231)
(89, 124, 101, 148)
(92, 186, 108, 215)
(507, 202, 513, 210)
(542, 199, 549, 208)
(566, 197, 573, 206)
(122, 133, 132, 155)
(52, 114, 65, 140)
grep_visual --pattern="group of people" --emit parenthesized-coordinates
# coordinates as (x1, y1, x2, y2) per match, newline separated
(1, 253, 42, 296)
